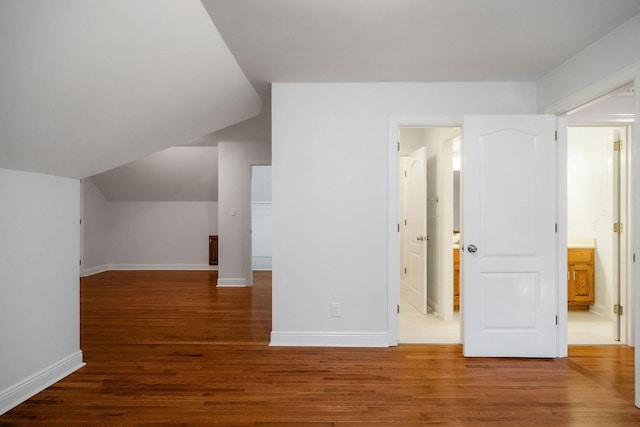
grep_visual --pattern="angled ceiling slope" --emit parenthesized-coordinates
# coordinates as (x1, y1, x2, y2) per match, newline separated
(0, 0, 262, 179)
(91, 146, 219, 201)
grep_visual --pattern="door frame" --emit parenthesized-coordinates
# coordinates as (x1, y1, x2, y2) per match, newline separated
(389, 115, 566, 356)
(246, 160, 272, 285)
(388, 116, 463, 346)
(546, 74, 638, 350)
(543, 71, 639, 406)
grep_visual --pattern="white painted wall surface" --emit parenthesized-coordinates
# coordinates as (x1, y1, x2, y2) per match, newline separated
(218, 141, 271, 286)
(271, 82, 537, 346)
(81, 178, 109, 275)
(0, 168, 83, 414)
(107, 202, 218, 269)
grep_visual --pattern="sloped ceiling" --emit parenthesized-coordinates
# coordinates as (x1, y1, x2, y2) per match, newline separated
(0, 0, 262, 179)
(91, 147, 218, 201)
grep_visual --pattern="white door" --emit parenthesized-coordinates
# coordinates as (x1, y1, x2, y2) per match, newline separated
(462, 115, 558, 357)
(407, 147, 428, 314)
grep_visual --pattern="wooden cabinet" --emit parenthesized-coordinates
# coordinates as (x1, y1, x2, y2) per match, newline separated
(453, 248, 460, 311)
(567, 248, 594, 310)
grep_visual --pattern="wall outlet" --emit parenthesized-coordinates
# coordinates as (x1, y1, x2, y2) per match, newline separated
(331, 302, 341, 317)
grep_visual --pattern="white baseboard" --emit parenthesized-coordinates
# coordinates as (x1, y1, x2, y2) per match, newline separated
(270, 331, 389, 347)
(252, 256, 272, 270)
(217, 278, 248, 287)
(108, 263, 218, 271)
(590, 303, 609, 319)
(81, 264, 108, 277)
(0, 351, 84, 416)
(427, 297, 440, 317)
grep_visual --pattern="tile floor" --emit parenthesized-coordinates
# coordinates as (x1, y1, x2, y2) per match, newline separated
(399, 296, 621, 345)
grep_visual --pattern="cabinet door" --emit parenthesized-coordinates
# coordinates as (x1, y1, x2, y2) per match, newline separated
(569, 263, 594, 305)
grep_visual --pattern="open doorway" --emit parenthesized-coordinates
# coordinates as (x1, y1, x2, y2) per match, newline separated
(566, 85, 634, 345)
(251, 165, 272, 271)
(398, 127, 461, 344)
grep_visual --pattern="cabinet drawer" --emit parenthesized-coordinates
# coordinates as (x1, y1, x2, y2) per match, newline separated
(568, 248, 593, 263)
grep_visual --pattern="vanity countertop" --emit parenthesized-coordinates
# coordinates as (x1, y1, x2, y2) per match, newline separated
(568, 237, 595, 249)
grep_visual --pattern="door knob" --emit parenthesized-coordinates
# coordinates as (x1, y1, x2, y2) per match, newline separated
(467, 244, 478, 253)
(417, 236, 424, 241)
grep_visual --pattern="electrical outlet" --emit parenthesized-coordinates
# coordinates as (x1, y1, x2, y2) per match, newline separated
(331, 302, 341, 317)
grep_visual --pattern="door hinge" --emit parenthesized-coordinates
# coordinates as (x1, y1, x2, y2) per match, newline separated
(404, 267, 407, 274)
(404, 170, 407, 177)
(397, 223, 400, 232)
(614, 304, 623, 315)
(555, 315, 558, 325)
(79, 259, 82, 266)
(555, 130, 558, 141)
(398, 142, 400, 152)
(555, 223, 558, 233)
(614, 140, 623, 151)
(614, 222, 623, 233)
(397, 304, 400, 314)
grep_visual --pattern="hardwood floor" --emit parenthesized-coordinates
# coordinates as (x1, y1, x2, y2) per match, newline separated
(1, 270, 638, 426)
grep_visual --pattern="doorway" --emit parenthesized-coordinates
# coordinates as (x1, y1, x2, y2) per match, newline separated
(566, 85, 635, 344)
(398, 127, 461, 344)
(251, 165, 272, 271)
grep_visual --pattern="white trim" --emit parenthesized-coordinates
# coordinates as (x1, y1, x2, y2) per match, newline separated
(108, 263, 218, 271)
(270, 331, 388, 347)
(252, 256, 272, 270)
(81, 264, 109, 277)
(0, 351, 84, 416)
(216, 277, 248, 287)
(556, 116, 569, 358)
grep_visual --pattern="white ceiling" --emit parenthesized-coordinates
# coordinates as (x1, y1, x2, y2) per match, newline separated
(203, 0, 640, 101)
(7, 1, 638, 200)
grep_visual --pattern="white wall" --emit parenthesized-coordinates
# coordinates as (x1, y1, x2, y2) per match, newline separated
(108, 202, 218, 269)
(0, 168, 83, 415)
(81, 176, 218, 273)
(218, 141, 271, 286)
(81, 178, 109, 275)
(271, 82, 537, 346)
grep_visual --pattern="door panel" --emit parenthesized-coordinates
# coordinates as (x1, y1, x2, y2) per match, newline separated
(462, 115, 558, 357)
(407, 147, 427, 314)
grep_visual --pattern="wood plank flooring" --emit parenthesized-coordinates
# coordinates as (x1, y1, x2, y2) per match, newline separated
(1, 270, 639, 426)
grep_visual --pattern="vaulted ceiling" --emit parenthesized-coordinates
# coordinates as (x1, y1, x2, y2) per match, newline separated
(2, 1, 639, 200)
